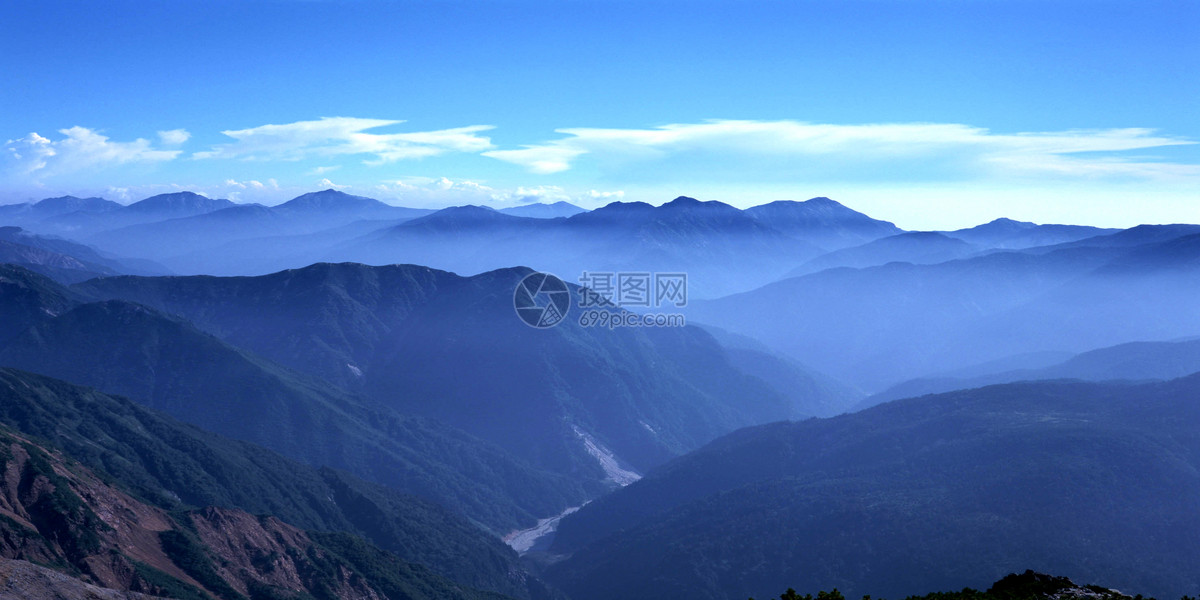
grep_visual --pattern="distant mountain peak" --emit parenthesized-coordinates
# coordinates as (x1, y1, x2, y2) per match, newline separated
(661, 196, 740, 213)
(598, 200, 654, 212)
(126, 191, 233, 214)
(966, 217, 1038, 232)
(275, 189, 388, 212)
(30, 195, 120, 216)
(500, 200, 588, 219)
(438, 204, 500, 215)
(803, 196, 839, 205)
(743, 197, 902, 249)
(401, 204, 515, 228)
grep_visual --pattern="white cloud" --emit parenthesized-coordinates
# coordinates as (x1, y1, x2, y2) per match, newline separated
(309, 165, 341, 175)
(317, 177, 346, 189)
(589, 189, 625, 199)
(489, 185, 574, 205)
(482, 119, 1198, 182)
(158, 129, 191, 145)
(106, 186, 131, 202)
(224, 178, 271, 190)
(483, 144, 587, 174)
(196, 116, 495, 163)
(4, 127, 180, 178)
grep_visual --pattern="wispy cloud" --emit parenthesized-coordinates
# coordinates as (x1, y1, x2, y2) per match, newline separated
(4, 127, 181, 178)
(157, 129, 191, 146)
(196, 117, 495, 163)
(483, 120, 1198, 181)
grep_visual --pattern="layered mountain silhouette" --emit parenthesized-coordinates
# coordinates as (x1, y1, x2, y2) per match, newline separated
(691, 225, 1200, 391)
(87, 190, 433, 261)
(0, 226, 165, 283)
(785, 231, 978, 277)
(546, 376, 1200, 600)
(0, 367, 556, 599)
(863, 335, 1200, 408)
(5, 191, 911, 297)
(74, 262, 842, 486)
(0, 402, 520, 600)
(500, 201, 587, 219)
(0, 264, 587, 533)
(942, 217, 1115, 249)
(742, 197, 902, 250)
(4, 188, 1200, 600)
(334, 196, 835, 297)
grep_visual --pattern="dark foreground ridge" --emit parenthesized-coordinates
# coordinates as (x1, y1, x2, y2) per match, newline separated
(756, 570, 1194, 600)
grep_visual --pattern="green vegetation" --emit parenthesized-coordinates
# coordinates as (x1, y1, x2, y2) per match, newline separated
(0, 368, 550, 599)
(18, 441, 108, 561)
(310, 531, 510, 600)
(0, 284, 588, 532)
(548, 378, 1200, 600)
(159, 529, 247, 600)
(130, 559, 213, 600)
(74, 262, 823, 483)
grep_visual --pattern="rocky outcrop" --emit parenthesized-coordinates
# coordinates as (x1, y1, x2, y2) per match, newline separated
(0, 557, 169, 600)
(0, 427, 507, 600)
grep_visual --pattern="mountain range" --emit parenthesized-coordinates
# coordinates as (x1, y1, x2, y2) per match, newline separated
(0, 367, 553, 599)
(690, 227, 1200, 391)
(0, 264, 589, 533)
(71, 262, 847, 482)
(0, 396, 518, 600)
(545, 375, 1200, 600)
(3, 189, 1200, 600)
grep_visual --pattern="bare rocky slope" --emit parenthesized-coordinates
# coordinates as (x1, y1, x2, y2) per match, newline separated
(0, 424, 509, 600)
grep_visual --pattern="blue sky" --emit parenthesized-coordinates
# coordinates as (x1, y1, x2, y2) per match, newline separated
(3, 0, 1197, 229)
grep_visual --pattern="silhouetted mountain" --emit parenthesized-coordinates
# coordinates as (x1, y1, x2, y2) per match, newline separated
(0, 415, 513, 600)
(0, 196, 121, 229)
(19, 192, 905, 296)
(0, 367, 556, 599)
(698, 326, 864, 417)
(0, 263, 81, 344)
(164, 217, 409, 275)
(86, 191, 433, 272)
(125, 191, 235, 217)
(30, 195, 122, 217)
(331, 197, 831, 297)
(743, 197, 903, 250)
(1045, 223, 1200, 252)
(0, 227, 166, 283)
(0, 267, 589, 532)
(31, 192, 237, 238)
(547, 376, 1200, 600)
(756, 570, 1143, 600)
(74, 262, 829, 489)
(691, 231, 1200, 391)
(864, 336, 1200, 408)
(500, 201, 587, 219)
(276, 189, 391, 214)
(944, 218, 1115, 249)
(786, 231, 978, 277)
(88, 204, 292, 259)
